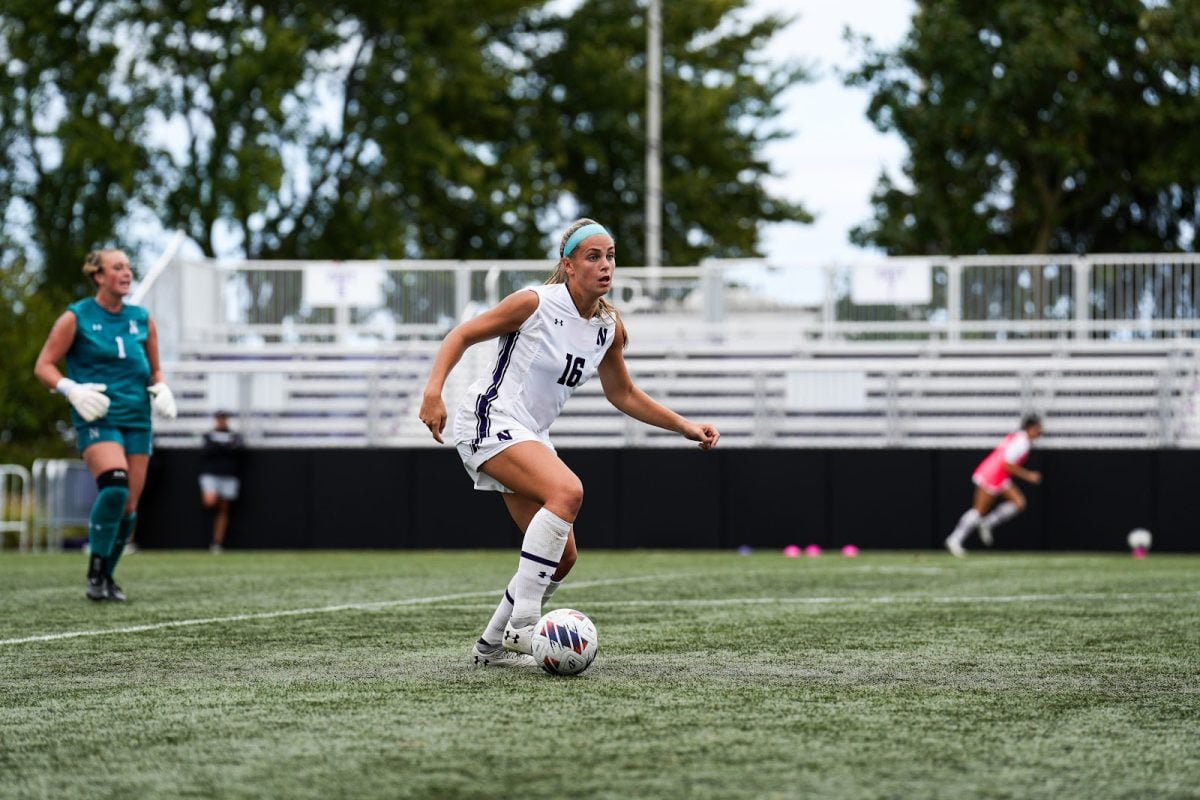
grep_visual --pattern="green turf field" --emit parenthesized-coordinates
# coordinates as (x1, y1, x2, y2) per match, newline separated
(1, 550, 1197, 799)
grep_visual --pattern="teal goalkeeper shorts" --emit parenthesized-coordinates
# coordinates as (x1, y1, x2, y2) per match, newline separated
(75, 424, 154, 456)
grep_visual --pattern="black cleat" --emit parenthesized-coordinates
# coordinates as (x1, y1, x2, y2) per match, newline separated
(104, 576, 127, 602)
(86, 555, 109, 601)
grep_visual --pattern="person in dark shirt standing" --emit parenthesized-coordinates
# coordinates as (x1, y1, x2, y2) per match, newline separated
(199, 410, 244, 553)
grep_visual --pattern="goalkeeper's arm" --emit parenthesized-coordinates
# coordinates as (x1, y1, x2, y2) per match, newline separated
(34, 311, 111, 422)
(33, 311, 79, 393)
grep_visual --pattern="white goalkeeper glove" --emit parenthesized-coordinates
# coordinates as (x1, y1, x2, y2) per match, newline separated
(56, 378, 110, 422)
(147, 382, 177, 419)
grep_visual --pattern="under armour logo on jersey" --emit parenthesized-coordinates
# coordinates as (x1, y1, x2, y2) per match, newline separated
(129, 320, 138, 334)
(554, 318, 564, 326)
(91, 324, 103, 331)
(88, 427, 99, 438)
(597, 328, 608, 346)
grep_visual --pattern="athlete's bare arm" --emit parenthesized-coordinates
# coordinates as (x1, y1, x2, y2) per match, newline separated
(597, 320, 719, 450)
(34, 311, 78, 390)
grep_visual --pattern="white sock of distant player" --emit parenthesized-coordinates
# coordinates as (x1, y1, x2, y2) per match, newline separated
(947, 508, 980, 546)
(982, 501, 1020, 529)
(509, 507, 570, 626)
(542, 576, 564, 606)
(478, 576, 518, 651)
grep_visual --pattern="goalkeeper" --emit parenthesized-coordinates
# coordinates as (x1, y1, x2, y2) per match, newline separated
(34, 248, 177, 601)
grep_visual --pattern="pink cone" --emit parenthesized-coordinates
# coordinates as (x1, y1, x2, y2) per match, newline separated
(841, 544, 860, 557)
(783, 544, 801, 558)
(1132, 547, 1148, 559)
(804, 544, 822, 557)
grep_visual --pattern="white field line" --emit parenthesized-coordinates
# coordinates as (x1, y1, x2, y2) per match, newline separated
(0, 573, 693, 647)
(580, 590, 1200, 608)
(6, 581, 1197, 648)
(428, 590, 1200, 612)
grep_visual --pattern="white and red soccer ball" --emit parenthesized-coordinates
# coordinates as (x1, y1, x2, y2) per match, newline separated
(531, 608, 599, 676)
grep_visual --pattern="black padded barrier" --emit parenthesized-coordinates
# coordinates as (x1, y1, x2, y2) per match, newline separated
(135, 448, 1198, 552)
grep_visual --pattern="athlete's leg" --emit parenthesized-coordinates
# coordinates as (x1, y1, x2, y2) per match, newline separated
(81, 442, 129, 598)
(479, 442, 580, 650)
(106, 453, 147, 579)
(981, 485, 1026, 531)
(973, 486, 1000, 516)
(500, 492, 578, 581)
(480, 441, 583, 522)
(476, 494, 578, 651)
(946, 486, 999, 555)
(212, 498, 231, 548)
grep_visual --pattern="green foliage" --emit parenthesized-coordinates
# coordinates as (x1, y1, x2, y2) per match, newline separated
(530, 0, 812, 265)
(0, 0, 807, 288)
(1, 551, 1198, 798)
(0, 0, 154, 294)
(0, 263, 74, 458)
(846, 0, 1200, 255)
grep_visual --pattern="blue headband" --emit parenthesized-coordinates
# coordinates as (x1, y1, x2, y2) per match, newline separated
(562, 223, 612, 257)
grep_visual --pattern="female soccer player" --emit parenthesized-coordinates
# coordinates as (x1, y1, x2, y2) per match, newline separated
(944, 414, 1043, 557)
(418, 219, 720, 666)
(34, 249, 177, 601)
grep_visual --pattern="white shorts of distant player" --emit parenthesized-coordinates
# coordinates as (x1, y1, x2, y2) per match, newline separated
(198, 474, 240, 501)
(454, 418, 556, 494)
(972, 472, 1013, 496)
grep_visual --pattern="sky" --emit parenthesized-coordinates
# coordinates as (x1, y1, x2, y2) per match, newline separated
(750, 0, 915, 266)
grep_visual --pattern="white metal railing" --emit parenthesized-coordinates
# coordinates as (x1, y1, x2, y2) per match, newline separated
(0, 464, 32, 551)
(131, 247, 1200, 353)
(30, 459, 94, 551)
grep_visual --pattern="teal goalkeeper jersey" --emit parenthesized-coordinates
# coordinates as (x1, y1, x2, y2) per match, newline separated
(65, 298, 152, 429)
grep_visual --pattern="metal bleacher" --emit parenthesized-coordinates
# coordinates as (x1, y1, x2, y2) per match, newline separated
(136, 247, 1200, 450)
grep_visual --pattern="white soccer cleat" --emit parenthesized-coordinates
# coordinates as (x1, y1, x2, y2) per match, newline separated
(502, 620, 536, 655)
(471, 642, 534, 668)
(944, 537, 967, 558)
(978, 522, 994, 547)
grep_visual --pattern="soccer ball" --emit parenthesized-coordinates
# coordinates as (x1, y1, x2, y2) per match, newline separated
(531, 608, 599, 676)
(1127, 528, 1152, 551)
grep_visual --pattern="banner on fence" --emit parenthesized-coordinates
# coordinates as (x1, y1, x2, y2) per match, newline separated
(851, 260, 932, 305)
(303, 264, 385, 307)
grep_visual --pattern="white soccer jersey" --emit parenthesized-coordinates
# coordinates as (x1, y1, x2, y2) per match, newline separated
(453, 283, 618, 442)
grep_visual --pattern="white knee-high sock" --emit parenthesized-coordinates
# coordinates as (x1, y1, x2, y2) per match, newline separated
(510, 507, 571, 625)
(982, 501, 1020, 529)
(947, 508, 980, 545)
(478, 576, 518, 649)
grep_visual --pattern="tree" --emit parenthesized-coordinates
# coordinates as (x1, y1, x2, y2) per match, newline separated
(527, 0, 811, 266)
(127, 0, 544, 262)
(0, 262, 74, 455)
(846, 0, 1200, 256)
(1, 0, 812, 290)
(0, 1, 154, 294)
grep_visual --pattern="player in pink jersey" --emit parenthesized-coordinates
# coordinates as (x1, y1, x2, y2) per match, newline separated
(944, 414, 1043, 557)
